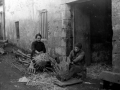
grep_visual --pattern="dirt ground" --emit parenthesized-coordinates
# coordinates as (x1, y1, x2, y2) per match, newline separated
(0, 44, 103, 90)
(0, 46, 39, 90)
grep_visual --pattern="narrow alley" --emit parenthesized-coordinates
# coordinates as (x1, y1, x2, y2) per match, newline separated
(0, 0, 120, 90)
(0, 43, 109, 90)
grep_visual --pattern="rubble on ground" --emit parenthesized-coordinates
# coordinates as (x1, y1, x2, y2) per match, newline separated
(12, 49, 31, 59)
(0, 44, 106, 90)
(12, 49, 31, 69)
(18, 76, 29, 82)
(0, 40, 8, 43)
(87, 63, 112, 79)
(26, 73, 67, 90)
(11, 49, 68, 90)
(26, 73, 56, 85)
(0, 48, 5, 54)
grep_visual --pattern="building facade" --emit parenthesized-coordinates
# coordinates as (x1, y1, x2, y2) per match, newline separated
(4, 0, 90, 63)
(4, 0, 120, 69)
(5, 0, 69, 58)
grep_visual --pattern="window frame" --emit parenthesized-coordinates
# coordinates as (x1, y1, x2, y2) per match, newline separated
(15, 21, 20, 39)
(39, 9, 48, 41)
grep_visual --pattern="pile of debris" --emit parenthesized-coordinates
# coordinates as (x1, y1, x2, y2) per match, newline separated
(9, 47, 84, 89)
(87, 63, 112, 79)
(18, 73, 68, 90)
(27, 73, 55, 89)
(12, 49, 56, 73)
(12, 49, 31, 66)
(12, 49, 66, 89)
(11, 49, 30, 70)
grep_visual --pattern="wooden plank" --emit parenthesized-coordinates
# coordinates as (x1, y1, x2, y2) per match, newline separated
(0, 40, 8, 43)
(12, 61, 26, 72)
(54, 78, 83, 87)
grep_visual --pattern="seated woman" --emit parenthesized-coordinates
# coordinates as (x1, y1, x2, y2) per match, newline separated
(31, 33, 46, 58)
(28, 33, 51, 73)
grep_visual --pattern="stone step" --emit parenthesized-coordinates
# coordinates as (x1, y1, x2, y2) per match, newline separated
(99, 71, 120, 84)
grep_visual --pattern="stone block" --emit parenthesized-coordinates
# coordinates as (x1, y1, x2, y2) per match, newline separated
(55, 47, 66, 55)
(54, 31, 59, 37)
(113, 67, 120, 73)
(113, 41, 120, 54)
(54, 37, 61, 46)
(60, 4, 71, 11)
(112, 54, 120, 73)
(61, 39, 66, 47)
(62, 10, 71, 20)
(62, 47, 66, 56)
(62, 19, 71, 29)
(61, 29, 66, 37)
(55, 47, 62, 55)
(99, 71, 120, 84)
(113, 25, 120, 36)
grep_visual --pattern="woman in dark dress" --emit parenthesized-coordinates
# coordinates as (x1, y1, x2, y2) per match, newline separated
(28, 33, 50, 73)
(31, 33, 46, 59)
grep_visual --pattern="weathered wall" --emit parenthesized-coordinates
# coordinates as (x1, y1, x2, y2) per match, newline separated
(5, 0, 70, 58)
(0, 6, 3, 11)
(112, 0, 120, 72)
(5, 0, 112, 63)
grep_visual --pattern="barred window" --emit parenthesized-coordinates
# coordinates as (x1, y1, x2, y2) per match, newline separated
(39, 9, 48, 40)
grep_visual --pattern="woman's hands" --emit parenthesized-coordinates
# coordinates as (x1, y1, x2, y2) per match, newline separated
(35, 50, 43, 55)
(35, 50, 39, 54)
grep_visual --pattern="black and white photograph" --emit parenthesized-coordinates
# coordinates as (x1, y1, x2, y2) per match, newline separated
(0, 0, 119, 90)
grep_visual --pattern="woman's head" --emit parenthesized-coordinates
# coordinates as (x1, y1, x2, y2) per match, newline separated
(74, 43, 82, 52)
(35, 33, 42, 42)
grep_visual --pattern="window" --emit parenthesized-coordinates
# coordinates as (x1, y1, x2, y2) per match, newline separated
(15, 21, 20, 39)
(39, 9, 48, 40)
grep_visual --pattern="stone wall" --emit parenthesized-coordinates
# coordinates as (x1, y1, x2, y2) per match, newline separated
(112, 0, 120, 72)
(5, 0, 71, 58)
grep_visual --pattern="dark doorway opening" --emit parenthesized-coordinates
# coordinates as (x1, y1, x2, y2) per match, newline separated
(69, 0, 112, 65)
(90, 0, 112, 65)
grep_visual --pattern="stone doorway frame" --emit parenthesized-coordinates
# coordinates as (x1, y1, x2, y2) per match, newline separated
(61, 0, 91, 55)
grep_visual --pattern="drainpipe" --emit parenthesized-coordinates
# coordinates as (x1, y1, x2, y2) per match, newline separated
(3, 0, 5, 40)
(72, 6, 75, 48)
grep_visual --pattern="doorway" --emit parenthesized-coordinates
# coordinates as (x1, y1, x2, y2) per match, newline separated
(68, 0, 112, 65)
